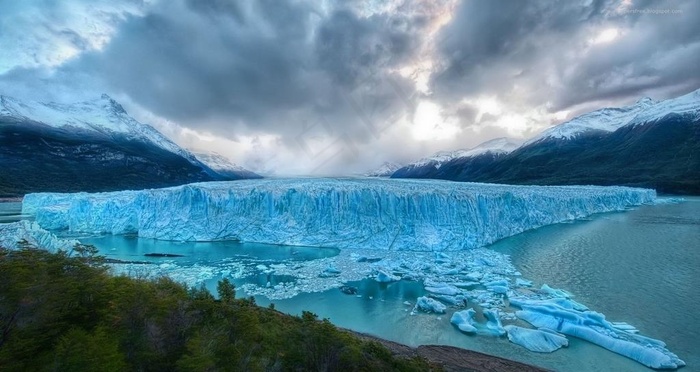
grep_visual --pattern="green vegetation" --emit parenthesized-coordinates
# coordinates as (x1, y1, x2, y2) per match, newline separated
(0, 244, 436, 371)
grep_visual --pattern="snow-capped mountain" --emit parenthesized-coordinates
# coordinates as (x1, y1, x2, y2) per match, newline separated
(193, 151, 261, 179)
(527, 88, 700, 144)
(393, 88, 700, 194)
(408, 137, 521, 169)
(393, 137, 520, 178)
(0, 94, 193, 159)
(364, 161, 402, 177)
(526, 97, 656, 144)
(0, 94, 256, 196)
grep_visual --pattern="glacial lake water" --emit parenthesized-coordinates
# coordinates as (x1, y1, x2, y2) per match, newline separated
(1, 198, 698, 371)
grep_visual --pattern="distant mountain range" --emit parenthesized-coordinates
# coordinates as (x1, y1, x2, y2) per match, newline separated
(192, 151, 261, 180)
(0, 94, 259, 197)
(364, 162, 403, 177)
(392, 89, 700, 195)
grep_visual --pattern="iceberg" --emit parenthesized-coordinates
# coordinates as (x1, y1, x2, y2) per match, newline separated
(511, 298, 685, 369)
(23, 178, 655, 251)
(504, 325, 568, 353)
(450, 309, 478, 333)
(375, 269, 400, 283)
(413, 296, 447, 314)
(449, 308, 505, 336)
(483, 309, 506, 336)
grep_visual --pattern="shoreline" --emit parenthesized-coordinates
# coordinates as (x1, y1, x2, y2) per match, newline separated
(348, 330, 550, 372)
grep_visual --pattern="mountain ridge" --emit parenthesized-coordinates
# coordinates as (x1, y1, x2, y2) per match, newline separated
(0, 94, 258, 196)
(392, 89, 700, 194)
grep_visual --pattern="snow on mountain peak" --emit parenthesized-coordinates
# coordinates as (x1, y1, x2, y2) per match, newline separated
(409, 137, 521, 169)
(0, 94, 193, 161)
(528, 99, 656, 144)
(364, 161, 402, 177)
(528, 88, 700, 145)
(192, 151, 248, 172)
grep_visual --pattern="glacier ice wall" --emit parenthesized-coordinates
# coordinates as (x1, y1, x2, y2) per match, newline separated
(0, 220, 79, 252)
(22, 178, 655, 251)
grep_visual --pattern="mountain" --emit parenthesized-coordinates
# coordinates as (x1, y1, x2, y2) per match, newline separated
(392, 89, 700, 195)
(364, 161, 402, 177)
(392, 137, 521, 179)
(523, 97, 656, 144)
(192, 151, 261, 179)
(0, 94, 254, 197)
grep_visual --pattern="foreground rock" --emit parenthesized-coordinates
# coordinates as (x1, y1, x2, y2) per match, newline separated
(351, 331, 550, 372)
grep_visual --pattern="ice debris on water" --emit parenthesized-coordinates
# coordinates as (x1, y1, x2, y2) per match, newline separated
(509, 297, 685, 369)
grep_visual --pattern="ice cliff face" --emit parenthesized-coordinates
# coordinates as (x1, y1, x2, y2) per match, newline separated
(23, 178, 655, 251)
(0, 221, 78, 252)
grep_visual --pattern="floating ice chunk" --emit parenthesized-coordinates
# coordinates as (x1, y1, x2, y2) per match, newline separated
(375, 269, 400, 283)
(453, 281, 479, 288)
(424, 282, 461, 296)
(515, 278, 533, 287)
(513, 300, 685, 369)
(611, 322, 639, 333)
(483, 309, 506, 336)
(488, 286, 508, 294)
(484, 279, 509, 295)
(504, 325, 568, 353)
(430, 294, 466, 306)
(510, 297, 588, 312)
(414, 296, 446, 314)
(451, 309, 478, 333)
(540, 284, 572, 298)
(653, 197, 685, 205)
(484, 279, 509, 287)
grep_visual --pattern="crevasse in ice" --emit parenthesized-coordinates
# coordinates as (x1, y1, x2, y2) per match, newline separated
(22, 178, 656, 251)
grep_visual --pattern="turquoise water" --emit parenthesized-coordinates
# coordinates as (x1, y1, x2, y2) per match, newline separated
(1, 199, 698, 371)
(0, 202, 27, 223)
(78, 234, 339, 264)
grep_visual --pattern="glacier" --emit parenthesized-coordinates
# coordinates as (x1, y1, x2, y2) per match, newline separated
(0, 220, 78, 252)
(22, 178, 655, 251)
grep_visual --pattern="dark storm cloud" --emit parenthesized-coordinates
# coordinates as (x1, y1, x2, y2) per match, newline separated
(315, 9, 417, 87)
(68, 0, 425, 140)
(430, 0, 700, 111)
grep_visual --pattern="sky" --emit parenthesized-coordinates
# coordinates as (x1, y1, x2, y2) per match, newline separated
(1, 0, 699, 175)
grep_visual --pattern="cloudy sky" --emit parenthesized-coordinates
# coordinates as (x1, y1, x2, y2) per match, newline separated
(1, 0, 699, 175)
